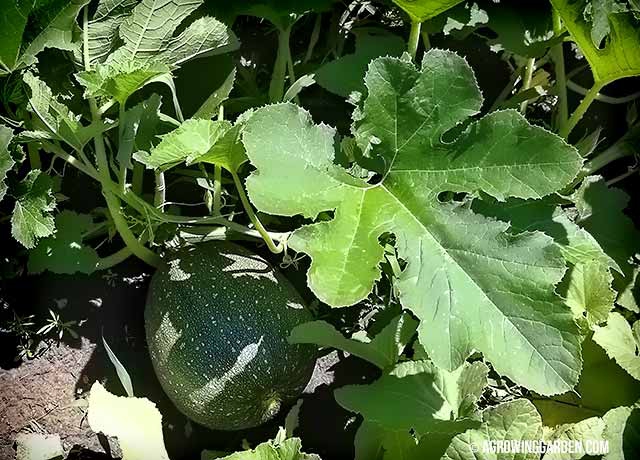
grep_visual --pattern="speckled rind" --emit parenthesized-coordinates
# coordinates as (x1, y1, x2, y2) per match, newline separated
(145, 242, 316, 431)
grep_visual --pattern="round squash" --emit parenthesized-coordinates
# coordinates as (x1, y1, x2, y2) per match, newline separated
(145, 241, 316, 430)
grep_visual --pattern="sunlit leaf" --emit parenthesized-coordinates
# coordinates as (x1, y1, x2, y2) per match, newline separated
(242, 50, 583, 395)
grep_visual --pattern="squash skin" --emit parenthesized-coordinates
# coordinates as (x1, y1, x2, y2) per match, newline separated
(145, 242, 316, 431)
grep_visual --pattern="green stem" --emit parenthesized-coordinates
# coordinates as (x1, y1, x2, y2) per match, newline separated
(269, 26, 292, 102)
(231, 171, 283, 253)
(154, 171, 165, 210)
(583, 136, 636, 176)
(41, 141, 99, 179)
(551, 9, 568, 130)
(213, 166, 222, 215)
(84, 9, 159, 268)
(519, 58, 536, 114)
(27, 143, 41, 170)
(304, 13, 322, 63)
(117, 102, 127, 192)
(131, 163, 144, 195)
(421, 29, 431, 51)
(407, 21, 422, 61)
(95, 247, 132, 270)
(560, 82, 603, 139)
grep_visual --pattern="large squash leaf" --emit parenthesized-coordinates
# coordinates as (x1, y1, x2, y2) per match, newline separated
(77, 0, 239, 104)
(551, 0, 640, 85)
(336, 360, 488, 435)
(442, 399, 544, 460)
(0, 0, 90, 75)
(241, 50, 583, 395)
(393, 0, 466, 23)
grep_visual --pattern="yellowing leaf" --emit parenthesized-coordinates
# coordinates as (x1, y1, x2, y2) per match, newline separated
(87, 381, 169, 460)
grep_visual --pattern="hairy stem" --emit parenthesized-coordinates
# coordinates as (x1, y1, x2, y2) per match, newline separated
(84, 9, 160, 268)
(551, 10, 568, 130)
(27, 143, 41, 170)
(213, 166, 222, 215)
(95, 247, 133, 270)
(231, 171, 283, 253)
(560, 82, 603, 139)
(269, 26, 292, 102)
(519, 58, 536, 114)
(421, 29, 431, 51)
(154, 171, 165, 210)
(408, 21, 422, 61)
(131, 162, 144, 195)
(41, 142, 99, 179)
(304, 13, 322, 63)
(583, 130, 638, 175)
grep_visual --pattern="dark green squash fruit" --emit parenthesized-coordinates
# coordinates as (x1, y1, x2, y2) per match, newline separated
(145, 241, 316, 431)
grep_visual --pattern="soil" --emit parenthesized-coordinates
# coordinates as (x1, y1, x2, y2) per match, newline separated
(0, 257, 377, 460)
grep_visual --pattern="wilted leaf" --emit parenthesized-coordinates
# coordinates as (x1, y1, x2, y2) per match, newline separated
(15, 432, 64, 460)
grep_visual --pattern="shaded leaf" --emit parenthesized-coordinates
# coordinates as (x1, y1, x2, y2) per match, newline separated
(0, 124, 15, 202)
(593, 312, 640, 380)
(103, 335, 135, 397)
(24, 72, 92, 151)
(0, 0, 90, 74)
(572, 176, 640, 312)
(289, 313, 418, 369)
(193, 68, 237, 120)
(315, 29, 405, 98)
(118, 94, 162, 167)
(28, 211, 100, 274)
(335, 360, 487, 435)
(11, 170, 56, 249)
